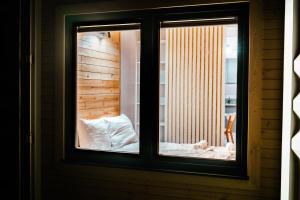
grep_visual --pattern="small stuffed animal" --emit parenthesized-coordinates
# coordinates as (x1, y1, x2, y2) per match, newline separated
(226, 142, 236, 153)
(193, 140, 208, 150)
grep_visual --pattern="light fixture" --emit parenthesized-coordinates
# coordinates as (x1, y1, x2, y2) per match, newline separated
(97, 32, 111, 39)
(84, 31, 111, 39)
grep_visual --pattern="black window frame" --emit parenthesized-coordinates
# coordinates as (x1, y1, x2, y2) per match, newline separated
(64, 2, 249, 179)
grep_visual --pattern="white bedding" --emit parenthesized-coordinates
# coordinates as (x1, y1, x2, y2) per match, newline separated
(77, 114, 235, 160)
(160, 142, 235, 160)
(79, 142, 235, 160)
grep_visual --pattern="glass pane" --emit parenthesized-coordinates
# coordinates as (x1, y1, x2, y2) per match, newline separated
(159, 23, 237, 160)
(76, 27, 140, 154)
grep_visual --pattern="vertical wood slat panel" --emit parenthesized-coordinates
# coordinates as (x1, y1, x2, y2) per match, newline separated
(192, 27, 197, 143)
(188, 28, 193, 144)
(212, 27, 217, 146)
(166, 26, 224, 146)
(204, 27, 208, 144)
(180, 28, 184, 143)
(216, 27, 221, 145)
(195, 28, 200, 143)
(172, 29, 176, 143)
(171, 29, 175, 142)
(184, 28, 188, 143)
(176, 29, 180, 143)
(219, 26, 225, 144)
(208, 26, 211, 145)
(200, 27, 204, 141)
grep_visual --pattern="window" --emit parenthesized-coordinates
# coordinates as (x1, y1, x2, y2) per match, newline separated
(159, 23, 238, 160)
(64, 3, 249, 178)
(75, 25, 140, 154)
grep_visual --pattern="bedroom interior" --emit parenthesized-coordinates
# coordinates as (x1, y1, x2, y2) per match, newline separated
(76, 23, 238, 160)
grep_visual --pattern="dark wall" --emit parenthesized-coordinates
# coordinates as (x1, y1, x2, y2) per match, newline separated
(1, 3, 20, 199)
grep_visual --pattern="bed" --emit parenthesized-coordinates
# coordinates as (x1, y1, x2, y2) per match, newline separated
(77, 114, 236, 160)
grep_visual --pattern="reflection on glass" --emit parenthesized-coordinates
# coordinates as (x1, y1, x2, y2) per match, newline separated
(76, 28, 140, 154)
(159, 24, 237, 160)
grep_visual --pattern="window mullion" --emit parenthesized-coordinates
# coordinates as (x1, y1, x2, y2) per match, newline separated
(139, 16, 160, 160)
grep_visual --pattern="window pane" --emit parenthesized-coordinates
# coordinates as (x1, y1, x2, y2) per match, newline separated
(76, 28, 140, 154)
(159, 23, 237, 160)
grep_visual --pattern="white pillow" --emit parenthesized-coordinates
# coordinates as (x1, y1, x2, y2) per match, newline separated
(105, 114, 138, 149)
(77, 117, 111, 150)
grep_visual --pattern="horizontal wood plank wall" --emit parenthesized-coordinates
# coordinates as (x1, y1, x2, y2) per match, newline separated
(165, 26, 224, 146)
(77, 32, 121, 119)
(259, 0, 284, 197)
(41, 0, 284, 199)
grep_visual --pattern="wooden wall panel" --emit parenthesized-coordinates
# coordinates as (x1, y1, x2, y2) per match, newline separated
(76, 32, 120, 119)
(259, 0, 284, 197)
(165, 26, 224, 146)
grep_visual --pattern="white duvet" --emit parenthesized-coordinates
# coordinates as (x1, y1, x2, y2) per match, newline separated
(77, 114, 235, 160)
(79, 141, 235, 161)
